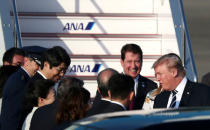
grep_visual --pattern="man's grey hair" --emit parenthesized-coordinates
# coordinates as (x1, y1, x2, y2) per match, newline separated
(152, 53, 186, 77)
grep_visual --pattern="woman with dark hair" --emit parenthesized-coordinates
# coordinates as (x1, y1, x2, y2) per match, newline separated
(55, 86, 91, 129)
(22, 79, 55, 130)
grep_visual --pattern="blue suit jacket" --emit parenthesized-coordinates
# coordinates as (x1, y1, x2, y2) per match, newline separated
(1, 68, 30, 130)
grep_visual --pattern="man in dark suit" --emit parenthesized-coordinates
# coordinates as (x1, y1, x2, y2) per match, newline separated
(120, 44, 157, 109)
(29, 46, 71, 82)
(87, 68, 118, 117)
(20, 46, 71, 128)
(153, 53, 210, 108)
(1, 47, 43, 130)
(102, 74, 134, 112)
(30, 77, 84, 130)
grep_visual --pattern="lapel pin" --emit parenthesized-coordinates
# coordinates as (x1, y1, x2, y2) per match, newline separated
(187, 92, 190, 95)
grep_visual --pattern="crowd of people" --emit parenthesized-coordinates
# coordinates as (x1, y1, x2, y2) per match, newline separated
(0, 43, 210, 130)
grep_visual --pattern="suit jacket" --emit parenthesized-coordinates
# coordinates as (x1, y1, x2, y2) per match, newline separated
(102, 102, 125, 113)
(29, 72, 45, 83)
(86, 99, 112, 117)
(1, 68, 30, 130)
(132, 75, 157, 109)
(18, 72, 46, 129)
(92, 90, 101, 107)
(30, 100, 58, 130)
(154, 80, 210, 108)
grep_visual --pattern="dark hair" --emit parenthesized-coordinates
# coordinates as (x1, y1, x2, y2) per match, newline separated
(108, 74, 134, 100)
(0, 65, 19, 97)
(97, 68, 118, 97)
(57, 77, 84, 100)
(40, 46, 71, 69)
(24, 79, 55, 108)
(3, 47, 25, 64)
(56, 87, 90, 124)
(121, 44, 143, 62)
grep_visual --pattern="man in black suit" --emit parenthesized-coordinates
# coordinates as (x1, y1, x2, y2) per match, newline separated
(29, 46, 71, 82)
(1, 47, 43, 130)
(30, 77, 84, 130)
(102, 74, 134, 112)
(87, 68, 118, 117)
(120, 44, 157, 109)
(153, 53, 210, 108)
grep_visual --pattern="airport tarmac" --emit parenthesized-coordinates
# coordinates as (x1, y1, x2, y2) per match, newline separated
(183, 0, 210, 82)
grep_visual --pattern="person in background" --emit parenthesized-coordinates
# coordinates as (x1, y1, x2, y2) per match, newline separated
(153, 53, 210, 109)
(1, 47, 44, 130)
(120, 43, 157, 109)
(0, 65, 19, 113)
(22, 79, 55, 130)
(55, 86, 91, 130)
(87, 68, 118, 117)
(3, 47, 25, 66)
(30, 77, 84, 130)
(201, 72, 210, 87)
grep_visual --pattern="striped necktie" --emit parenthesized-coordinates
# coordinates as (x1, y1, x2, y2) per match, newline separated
(169, 90, 178, 108)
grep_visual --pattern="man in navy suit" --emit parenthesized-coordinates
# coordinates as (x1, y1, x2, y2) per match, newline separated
(87, 68, 118, 117)
(153, 53, 210, 108)
(102, 74, 134, 112)
(1, 47, 44, 130)
(120, 44, 157, 109)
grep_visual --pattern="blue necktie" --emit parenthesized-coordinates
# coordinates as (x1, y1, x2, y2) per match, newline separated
(169, 90, 177, 108)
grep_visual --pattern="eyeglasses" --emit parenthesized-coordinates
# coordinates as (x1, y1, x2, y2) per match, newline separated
(55, 67, 67, 74)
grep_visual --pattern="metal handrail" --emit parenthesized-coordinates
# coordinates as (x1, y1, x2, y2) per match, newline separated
(179, 0, 198, 82)
(11, 0, 22, 48)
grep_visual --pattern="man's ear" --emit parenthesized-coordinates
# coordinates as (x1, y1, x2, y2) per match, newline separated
(3, 61, 10, 65)
(171, 68, 178, 77)
(108, 90, 111, 98)
(120, 59, 124, 67)
(97, 87, 101, 95)
(44, 61, 50, 69)
(128, 91, 134, 101)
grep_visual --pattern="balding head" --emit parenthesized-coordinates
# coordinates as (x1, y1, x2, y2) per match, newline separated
(97, 68, 118, 98)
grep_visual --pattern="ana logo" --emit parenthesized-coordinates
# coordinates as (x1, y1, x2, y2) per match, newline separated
(70, 64, 101, 73)
(63, 22, 95, 31)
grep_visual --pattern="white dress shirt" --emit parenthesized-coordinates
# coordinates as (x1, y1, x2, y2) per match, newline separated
(134, 75, 140, 96)
(167, 77, 187, 108)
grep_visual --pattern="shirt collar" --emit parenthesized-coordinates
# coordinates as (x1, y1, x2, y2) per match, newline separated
(175, 76, 187, 93)
(110, 100, 126, 110)
(101, 98, 111, 102)
(21, 66, 31, 77)
(37, 70, 47, 79)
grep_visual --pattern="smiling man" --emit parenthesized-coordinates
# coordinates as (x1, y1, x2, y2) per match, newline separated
(120, 43, 157, 109)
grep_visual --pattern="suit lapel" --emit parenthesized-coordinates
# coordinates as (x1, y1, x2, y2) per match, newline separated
(156, 91, 170, 108)
(179, 80, 192, 107)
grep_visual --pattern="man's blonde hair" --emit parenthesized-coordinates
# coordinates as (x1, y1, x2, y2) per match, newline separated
(152, 53, 186, 77)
